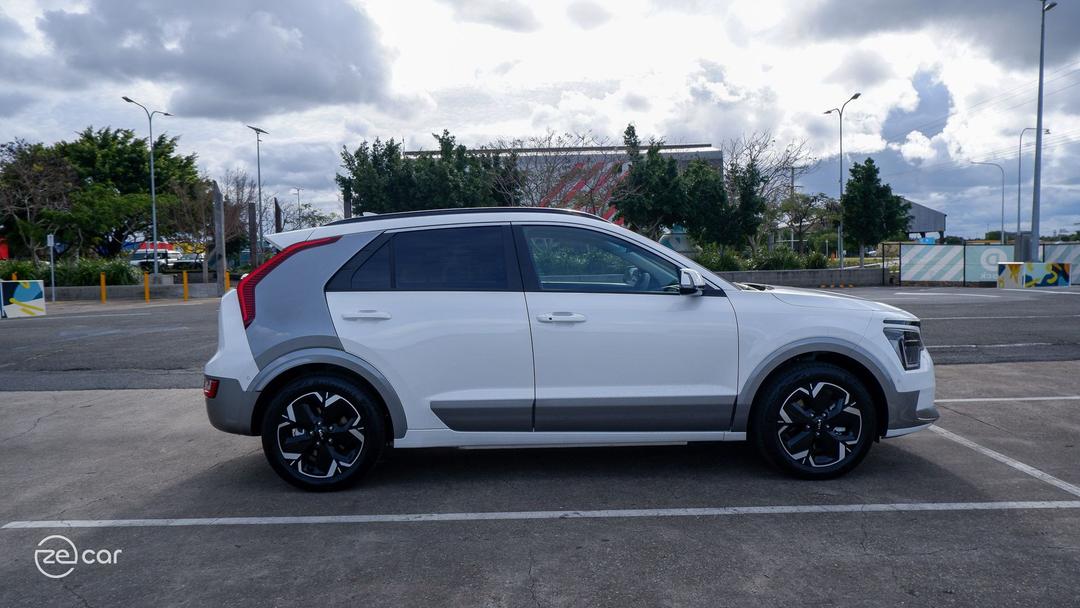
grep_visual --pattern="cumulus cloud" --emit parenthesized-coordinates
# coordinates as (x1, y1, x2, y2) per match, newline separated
(566, 1, 612, 29)
(436, 0, 540, 32)
(826, 50, 894, 88)
(36, 0, 395, 120)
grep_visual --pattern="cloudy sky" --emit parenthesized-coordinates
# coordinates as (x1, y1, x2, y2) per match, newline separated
(2, 0, 1079, 238)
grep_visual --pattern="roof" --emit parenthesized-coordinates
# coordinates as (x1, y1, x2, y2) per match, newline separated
(904, 198, 947, 234)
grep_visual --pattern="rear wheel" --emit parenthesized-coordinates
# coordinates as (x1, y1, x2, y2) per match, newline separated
(752, 362, 877, 479)
(260, 375, 385, 491)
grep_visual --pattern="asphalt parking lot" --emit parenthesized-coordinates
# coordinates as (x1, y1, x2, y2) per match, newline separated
(2, 286, 1079, 606)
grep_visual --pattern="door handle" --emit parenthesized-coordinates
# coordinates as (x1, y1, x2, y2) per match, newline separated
(536, 312, 587, 323)
(341, 310, 392, 321)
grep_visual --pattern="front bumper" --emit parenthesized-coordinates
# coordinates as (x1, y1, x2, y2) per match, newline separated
(883, 349, 939, 437)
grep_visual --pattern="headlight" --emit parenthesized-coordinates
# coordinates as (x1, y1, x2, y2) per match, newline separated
(883, 327, 923, 370)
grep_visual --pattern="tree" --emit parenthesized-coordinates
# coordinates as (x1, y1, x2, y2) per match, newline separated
(841, 158, 911, 265)
(56, 127, 199, 196)
(0, 140, 78, 262)
(682, 159, 734, 248)
(611, 127, 687, 240)
(780, 192, 828, 253)
(725, 158, 768, 252)
(485, 129, 615, 208)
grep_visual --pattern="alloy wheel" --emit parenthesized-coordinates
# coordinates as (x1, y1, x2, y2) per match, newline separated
(776, 381, 863, 468)
(276, 391, 366, 479)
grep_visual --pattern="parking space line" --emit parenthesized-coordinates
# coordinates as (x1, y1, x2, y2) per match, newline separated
(929, 426, 1080, 498)
(937, 396, 1080, 403)
(927, 343, 1053, 349)
(5, 501, 1080, 530)
(921, 314, 1080, 320)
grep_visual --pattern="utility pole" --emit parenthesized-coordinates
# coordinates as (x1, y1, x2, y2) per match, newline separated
(1029, 0, 1057, 261)
(971, 161, 1006, 244)
(246, 125, 268, 265)
(212, 181, 226, 295)
(825, 92, 861, 269)
(122, 96, 172, 280)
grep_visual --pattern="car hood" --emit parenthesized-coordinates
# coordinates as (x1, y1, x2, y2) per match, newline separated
(753, 285, 914, 318)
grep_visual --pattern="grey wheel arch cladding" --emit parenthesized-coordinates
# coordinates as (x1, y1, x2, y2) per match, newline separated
(252, 348, 408, 439)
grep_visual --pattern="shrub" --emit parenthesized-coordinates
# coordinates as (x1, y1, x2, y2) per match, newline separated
(748, 248, 805, 271)
(694, 245, 744, 272)
(0, 258, 139, 286)
(803, 251, 829, 269)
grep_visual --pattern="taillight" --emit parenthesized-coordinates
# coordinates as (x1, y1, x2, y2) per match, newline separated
(237, 236, 340, 327)
(203, 377, 219, 398)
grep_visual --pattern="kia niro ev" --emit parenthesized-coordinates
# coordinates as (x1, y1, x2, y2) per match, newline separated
(204, 208, 937, 491)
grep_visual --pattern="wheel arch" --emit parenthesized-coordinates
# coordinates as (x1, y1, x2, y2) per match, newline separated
(735, 340, 892, 439)
(249, 348, 407, 441)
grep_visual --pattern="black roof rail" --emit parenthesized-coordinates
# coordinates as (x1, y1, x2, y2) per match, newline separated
(326, 207, 607, 226)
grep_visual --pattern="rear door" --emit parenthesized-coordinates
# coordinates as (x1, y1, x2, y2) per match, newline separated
(325, 224, 535, 432)
(516, 223, 739, 432)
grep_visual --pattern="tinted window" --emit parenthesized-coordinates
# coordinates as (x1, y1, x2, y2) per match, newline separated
(393, 227, 509, 291)
(350, 241, 391, 290)
(522, 226, 679, 294)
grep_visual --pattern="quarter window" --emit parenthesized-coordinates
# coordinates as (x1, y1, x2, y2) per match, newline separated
(521, 225, 680, 294)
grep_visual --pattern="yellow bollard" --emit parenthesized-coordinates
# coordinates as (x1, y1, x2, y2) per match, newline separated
(10, 272, 16, 280)
(100, 272, 106, 304)
(182, 271, 189, 301)
(224, 271, 230, 291)
(143, 272, 150, 303)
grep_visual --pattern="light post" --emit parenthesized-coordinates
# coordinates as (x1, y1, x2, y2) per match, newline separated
(123, 96, 172, 279)
(825, 92, 861, 269)
(246, 125, 268, 265)
(1017, 127, 1050, 246)
(1029, 0, 1057, 261)
(971, 161, 1006, 244)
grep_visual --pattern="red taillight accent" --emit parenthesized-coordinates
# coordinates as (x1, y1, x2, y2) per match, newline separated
(203, 378, 220, 398)
(237, 236, 341, 327)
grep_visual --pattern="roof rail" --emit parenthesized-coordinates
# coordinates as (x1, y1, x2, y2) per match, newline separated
(326, 207, 606, 226)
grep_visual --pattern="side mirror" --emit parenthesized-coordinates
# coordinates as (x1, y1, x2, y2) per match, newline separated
(679, 268, 706, 295)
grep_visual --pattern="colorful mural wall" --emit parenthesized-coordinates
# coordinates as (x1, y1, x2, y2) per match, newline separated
(0, 280, 47, 318)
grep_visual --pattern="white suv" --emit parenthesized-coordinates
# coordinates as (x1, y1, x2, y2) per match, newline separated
(203, 208, 937, 490)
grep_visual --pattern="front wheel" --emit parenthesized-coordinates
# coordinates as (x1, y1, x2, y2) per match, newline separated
(260, 375, 385, 491)
(751, 362, 878, 479)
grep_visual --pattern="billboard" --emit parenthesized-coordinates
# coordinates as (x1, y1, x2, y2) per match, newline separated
(0, 280, 47, 318)
(965, 245, 1014, 283)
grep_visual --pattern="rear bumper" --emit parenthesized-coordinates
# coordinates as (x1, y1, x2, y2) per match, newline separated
(205, 376, 259, 435)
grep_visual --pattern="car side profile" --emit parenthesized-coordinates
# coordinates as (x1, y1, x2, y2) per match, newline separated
(203, 208, 938, 491)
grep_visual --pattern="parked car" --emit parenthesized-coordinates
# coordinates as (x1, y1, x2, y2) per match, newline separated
(128, 250, 173, 270)
(204, 208, 937, 490)
(174, 252, 204, 271)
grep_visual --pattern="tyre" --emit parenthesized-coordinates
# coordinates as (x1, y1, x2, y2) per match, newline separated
(751, 362, 878, 479)
(260, 374, 385, 491)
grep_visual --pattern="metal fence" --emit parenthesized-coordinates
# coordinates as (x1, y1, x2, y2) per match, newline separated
(893, 242, 1080, 285)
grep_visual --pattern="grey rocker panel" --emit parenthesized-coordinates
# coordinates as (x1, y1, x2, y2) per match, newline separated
(730, 337, 937, 434)
(246, 231, 378, 369)
(534, 395, 736, 432)
(251, 347, 409, 439)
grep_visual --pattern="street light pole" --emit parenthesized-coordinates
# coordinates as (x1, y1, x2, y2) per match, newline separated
(123, 96, 172, 279)
(1017, 127, 1050, 249)
(971, 161, 1006, 244)
(246, 125, 268, 266)
(824, 92, 861, 269)
(1030, 0, 1057, 261)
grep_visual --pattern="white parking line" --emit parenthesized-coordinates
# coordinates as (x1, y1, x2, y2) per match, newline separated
(888, 292, 1001, 298)
(5, 501, 1080, 530)
(921, 314, 1080, 320)
(937, 396, 1080, 403)
(929, 426, 1080, 498)
(927, 343, 1053, 349)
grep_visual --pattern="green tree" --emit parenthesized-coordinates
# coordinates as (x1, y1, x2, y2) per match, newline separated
(612, 125, 687, 240)
(780, 192, 828, 253)
(841, 158, 910, 265)
(726, 158, 768, 251)
(682, 159, 735, 248)
(0, 140, 78, 262)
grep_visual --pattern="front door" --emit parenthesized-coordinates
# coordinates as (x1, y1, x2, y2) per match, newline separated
(516, 224, 739, 432)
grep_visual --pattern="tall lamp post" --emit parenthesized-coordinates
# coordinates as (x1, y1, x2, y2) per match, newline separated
(1029, 0, 1057, 261)
(825, 92, 861, 270)
(1017, 127, 1050, 248)
(122, 96, 172, 279)
(971, 161, 1006, 244)
(246, 125, 268, 265)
